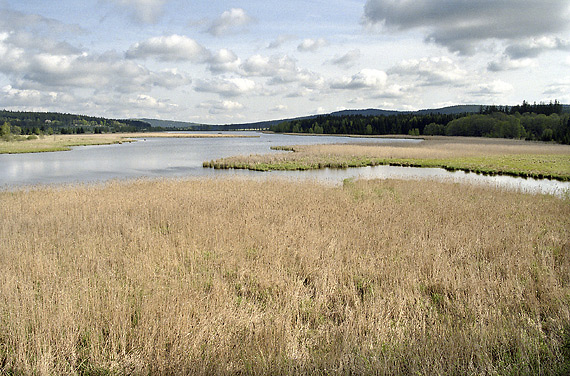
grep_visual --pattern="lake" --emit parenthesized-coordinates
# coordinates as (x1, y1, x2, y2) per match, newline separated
(1, 132, 568, 197)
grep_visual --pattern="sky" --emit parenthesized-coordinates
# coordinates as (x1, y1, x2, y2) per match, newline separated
(0, 0, 569, 124)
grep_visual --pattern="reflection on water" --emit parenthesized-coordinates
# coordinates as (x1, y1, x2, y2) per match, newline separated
(1, 132, 568, 197)
(264, 165, 570, 198)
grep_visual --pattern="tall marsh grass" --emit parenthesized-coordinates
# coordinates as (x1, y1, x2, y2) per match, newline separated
(204, 137, 570, 180)
(1, 178, 569, 374)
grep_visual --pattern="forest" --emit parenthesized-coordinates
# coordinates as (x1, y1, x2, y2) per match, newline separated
(0, 110, 153, 135)
(270, 101, 570, 144)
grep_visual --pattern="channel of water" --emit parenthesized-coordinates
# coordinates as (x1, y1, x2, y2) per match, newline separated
(1, 132, 568, 197)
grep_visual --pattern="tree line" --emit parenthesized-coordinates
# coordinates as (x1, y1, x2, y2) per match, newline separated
(270, 101, 570, 144)
(0, 110, 154, 136)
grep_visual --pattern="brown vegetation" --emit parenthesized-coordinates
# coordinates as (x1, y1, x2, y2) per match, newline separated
(1, 177, 569, 374)
(204, 137, 570, 180)
(120, 132, 259, 138)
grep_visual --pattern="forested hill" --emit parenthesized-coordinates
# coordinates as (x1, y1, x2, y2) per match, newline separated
(329, 105, 483, 117)
(270, 101, 570, 144)
(0, 110, 152, 134)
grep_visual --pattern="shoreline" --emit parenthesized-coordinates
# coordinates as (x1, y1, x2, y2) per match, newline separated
(0, 132, 258, 154)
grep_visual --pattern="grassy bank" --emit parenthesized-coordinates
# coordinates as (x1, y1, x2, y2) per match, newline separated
(0, 132, 257, 154)
(204, 137, 570, 181)
(0, 134, 135, 154)
(1, 178, 569, 374)
(120, 132, 259, 139)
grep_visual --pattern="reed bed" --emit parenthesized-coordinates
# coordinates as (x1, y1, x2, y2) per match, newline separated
(0, 134, 136, 154)
(120, 132, 259, 139)
(204, 137, 570, 180)
(1, 178, 569, 375)
(0, 132, 258, 154)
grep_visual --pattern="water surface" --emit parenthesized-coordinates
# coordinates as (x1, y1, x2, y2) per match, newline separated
(0, 132, 417, 186)
(1, 132, 568, 197)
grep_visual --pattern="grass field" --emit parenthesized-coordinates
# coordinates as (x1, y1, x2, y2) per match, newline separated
(1, 177, 569, 375)
(0, 134, 135, 154)
(204, 137, 570, 180)
(0, 132, 256, 154)
(120, 132, 259, 139)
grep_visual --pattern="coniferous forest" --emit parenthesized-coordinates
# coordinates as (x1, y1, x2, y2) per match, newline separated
(0, 110, 153, 136)
(270, 101, 570, 144)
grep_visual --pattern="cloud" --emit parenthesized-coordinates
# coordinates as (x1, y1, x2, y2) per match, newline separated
(329, 49, 361, 68)
(0, 84, 73, 108)
(241, 54, 324, 89)
(297, 38, 327, 52)
(198, 100, 244, 114)
(469, 80, 514, 96)
(0, 9, 83, 69)
(150, 69, 192, 89)
(208, 49, 241, 74)
(128, 94, 178, 110)
(126, 35, 210, 62)
(374, 84, 411, 99)
(0, 8, 84, 35)
(241, 55, 291, 77)
(1, 44, 191, 94)
(487, 57, 536, 72)
(505, 37, 570, 59)
(388, 57, 467, 86)
(363, 0, 570, 54)
(267, 35, 295, 49)
(285, 88, 315, 98)
(109, 0, 168, 24)
(207, 8, 254, 37)
(330, 69, 387, 90)
(270, 104, 288, 112)
(194, 77, 258, 97)
(487, 37, 568, 71)
(542, 76, 570, 96)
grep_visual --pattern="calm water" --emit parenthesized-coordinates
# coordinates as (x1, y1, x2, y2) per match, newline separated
(1, 132, 568, 197)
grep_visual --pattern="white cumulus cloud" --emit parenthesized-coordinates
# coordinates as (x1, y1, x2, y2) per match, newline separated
(208, 49, 241, 74)
(470, 80, 514, 96)
(487, 57, 537, 72)
(363, 0, 570, 55)
(331, 69, 387, 90)
(128, 94, 178, 110)
(126, 35, 210, 62)
(388, 57, 467, 86)
(198, 100, 244, 114)
(297, 38, 327, 52)
(194, 77, 258, 97)
(207, 8, 254, 37)
(505, 36, 570, 59)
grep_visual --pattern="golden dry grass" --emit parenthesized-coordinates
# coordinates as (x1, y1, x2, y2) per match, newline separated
(0, 134, 136, 154)
(1, 178, 569, 375)
(120, 132, 258, 139)
(205, 137, 570, 180)
(0, 132, 258, 154)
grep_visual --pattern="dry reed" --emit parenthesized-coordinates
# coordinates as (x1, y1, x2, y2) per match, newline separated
(1, 178, 569, 375)
(204, 137, 570, 180)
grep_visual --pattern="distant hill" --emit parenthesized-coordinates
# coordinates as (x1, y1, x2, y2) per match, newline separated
(1, 110, 151, 134)
(212, 105, 483, 130)
(413, 105, 483, 115)
(137, 118, 204, 129)
(329, 108, 402, 117)
(137, 104, 568, 130)
(328, 105, 482, 117)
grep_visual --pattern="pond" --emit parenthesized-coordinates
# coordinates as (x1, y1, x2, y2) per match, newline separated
(1, 132, 568, 197)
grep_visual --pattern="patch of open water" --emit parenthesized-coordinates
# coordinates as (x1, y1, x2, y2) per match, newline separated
(0, 132, 568, 197)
